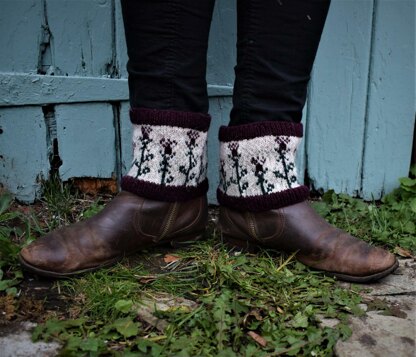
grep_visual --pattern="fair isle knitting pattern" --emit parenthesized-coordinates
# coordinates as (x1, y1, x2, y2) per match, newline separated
(217, 121, 309, 212)
(121, 108, 210, 202)
(127, 124, 208, 187)
(219, 135, 301, 196)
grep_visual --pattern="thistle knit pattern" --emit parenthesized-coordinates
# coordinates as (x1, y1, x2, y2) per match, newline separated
(121, 108, 211, 202)
(217, 121, 309, 212)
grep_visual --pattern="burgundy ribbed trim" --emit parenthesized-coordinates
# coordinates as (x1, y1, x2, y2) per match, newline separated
(130, 108, 211, 132)
(219, 121, 303, 142)
(121, 176, 208, 202)
(217, 185, 309, 212)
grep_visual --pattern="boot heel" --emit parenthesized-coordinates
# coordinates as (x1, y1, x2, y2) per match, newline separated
(221, 234, 260, 253)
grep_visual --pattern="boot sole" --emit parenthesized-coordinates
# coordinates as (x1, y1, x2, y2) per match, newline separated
(327, 259, 399, 283)
(19, 233, 204, 279)
(222, 234, 400, 283)
(19, 254, 120, 278)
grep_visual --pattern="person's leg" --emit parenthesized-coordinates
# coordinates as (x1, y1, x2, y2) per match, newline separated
(218, 0, 397, 282)
(19, 0, 216, 278)
(230, 0, 330, 125)
(120, 0, 215, 200)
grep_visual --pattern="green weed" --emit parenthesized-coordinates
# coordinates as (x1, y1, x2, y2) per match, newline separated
(41, 174, 78, 228)
(0, 193, 25, 295)
(33, 240, 361, 356)
(312, 165, 416, 254)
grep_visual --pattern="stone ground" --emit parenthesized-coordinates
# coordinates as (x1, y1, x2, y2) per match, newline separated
(0, 258, 414, 357)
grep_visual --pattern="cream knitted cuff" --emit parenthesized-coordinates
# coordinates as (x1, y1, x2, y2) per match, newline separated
(121, 108, 210, 201)
(217, 121, 309, 212)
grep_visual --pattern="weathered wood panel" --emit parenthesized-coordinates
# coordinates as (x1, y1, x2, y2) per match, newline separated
(114, 0, 128, 79)
(119, 101, 132, 176)
(0, 74, 128, 106)
(43, 0, 114, 76)
(55, 103, 116, 180)
(0, 73, 233, 107)
(207, 0, 236, 87)
(206, 97, 233, 203)
(0, 0, 43, 73)
(296, 105, 308, 186)
(361, 0, 416, 199)
(0, 107, 49, 202)
(306, 0, 374, 195)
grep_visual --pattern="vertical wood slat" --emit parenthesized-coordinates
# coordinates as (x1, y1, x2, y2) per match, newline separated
(0, 0, 42, 73)
(296, 105, 308, 185)
(361, 0, 416, 199)
(207, 0, 237, 87)
(45, 0, 113, 76)
(306, 0, 374, 195)
(0, 107, 49, 202)
(119, 101, 132, 175)
(206, 97, 233, 203)
(115, 0, 128, 79)
(56, 103, 116, 180)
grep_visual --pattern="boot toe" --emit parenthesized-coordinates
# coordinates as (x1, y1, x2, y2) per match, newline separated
(369, 247, 397, 274)
(20, 232, 71, 274)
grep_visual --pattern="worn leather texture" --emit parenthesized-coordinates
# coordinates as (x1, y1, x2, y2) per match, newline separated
(219, 201, 397, 282)
(20, 191, 208, 276)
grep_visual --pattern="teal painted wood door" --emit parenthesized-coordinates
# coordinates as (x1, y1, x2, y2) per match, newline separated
(0, 0, 414, 203)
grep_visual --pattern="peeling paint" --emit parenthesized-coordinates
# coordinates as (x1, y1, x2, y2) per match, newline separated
(42, 105, 62, 176)
(37, 0, 53, 75)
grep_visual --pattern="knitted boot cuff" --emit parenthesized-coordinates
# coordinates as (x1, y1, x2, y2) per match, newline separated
(217, 121, 309, 212)
(121, 108, 211, 202)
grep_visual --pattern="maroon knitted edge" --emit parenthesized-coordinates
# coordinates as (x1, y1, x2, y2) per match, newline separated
(219, 121, 303, 142)
(121, 176, 208, 202)
(217, 185, 310, 212)
(130, 108, 211, 132)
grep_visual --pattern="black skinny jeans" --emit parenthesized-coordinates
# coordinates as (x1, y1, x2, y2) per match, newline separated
(121, 0, 330, 125)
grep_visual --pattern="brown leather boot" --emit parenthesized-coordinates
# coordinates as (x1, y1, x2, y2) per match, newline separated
(219, 201, 398, 283)
(20, 191, 208, 278)
(216, 121, 397, 282)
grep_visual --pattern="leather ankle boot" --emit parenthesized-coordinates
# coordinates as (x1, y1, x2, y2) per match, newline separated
(20, 191, 208, 278)
(219, 201, 398, 282)
(216, 121, 397, 282)
(20, 108, 212, 278)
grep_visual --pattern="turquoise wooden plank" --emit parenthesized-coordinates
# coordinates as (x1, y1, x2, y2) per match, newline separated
(55, 103, 116, 180)
(44, 0, 113, 76)
(119, 101, 133, 176)
(361, 0, 415, 199)
(207, 0, 237, 87)
(0, 0, 42, 73)
(296, 104, 309, 185)
(0, 73, 233, 107)
(115, 0, 128, 79)
(207, 97, 233, 204)
(306, 0, 374, 195)
(0, 107, 49, 202)
(0, 74, 128, 106)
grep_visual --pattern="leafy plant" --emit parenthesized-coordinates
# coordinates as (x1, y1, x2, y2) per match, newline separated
(33, 243, 361, 356)
(0, 193, 24, 295)
(311, 166, 416, 254)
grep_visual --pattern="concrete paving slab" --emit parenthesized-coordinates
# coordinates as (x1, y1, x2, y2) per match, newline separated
(0, 321, 61, 357)
(335, 259, 416, 357)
